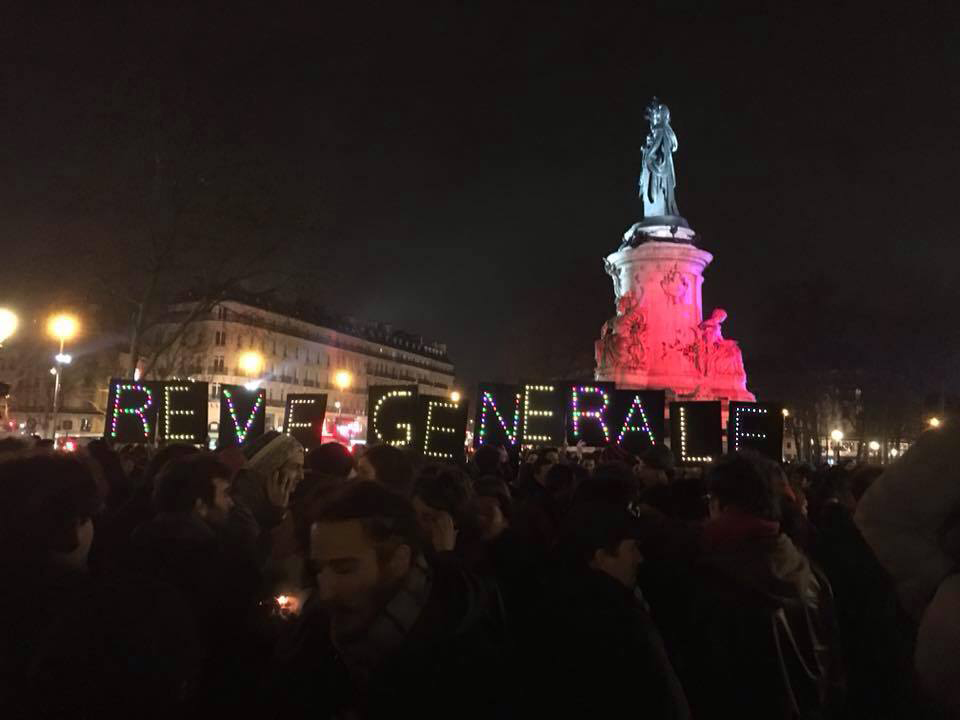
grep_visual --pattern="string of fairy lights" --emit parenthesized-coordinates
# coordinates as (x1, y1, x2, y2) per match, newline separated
(109, 383, 154, 440)
(731, 404, 768, 452)
(477, 391, 521, 446)
(163, 385, 197, 441)
(522, 384, 557, 444)
(285, 397, 318, 434)
(372, 389, 414, 447)
(570, 385, 611, 443)
(616, 394, 656, 446)
(106, 380, 780, 464)
(423, 399, 460, 459)
(478, 387, 664, 449)
(678, 405, 713, 464)
(222, 388, 264, 445)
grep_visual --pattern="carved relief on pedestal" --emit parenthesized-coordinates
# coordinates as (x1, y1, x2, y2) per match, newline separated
(657, 308, 747, 382)
(595, 289, 648, 372)
(660, 264, 689, 305)
(699, 309, 746, 377)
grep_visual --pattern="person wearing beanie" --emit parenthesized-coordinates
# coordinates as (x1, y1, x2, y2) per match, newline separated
(228, 431, 304, 566)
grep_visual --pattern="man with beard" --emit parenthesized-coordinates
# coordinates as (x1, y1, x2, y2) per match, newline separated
(267, 481, 505, 719)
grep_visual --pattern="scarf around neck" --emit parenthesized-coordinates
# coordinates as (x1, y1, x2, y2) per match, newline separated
(333, 553, 433, 682)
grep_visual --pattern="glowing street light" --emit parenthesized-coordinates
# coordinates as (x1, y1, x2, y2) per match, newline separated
(334, 370, 352, 391)
(238, 350, 265, 376)
(928, 416, 942, 429)
(0, 308, 18, 345)
(450, 390, 461, 403)
(868, 440, 881, 452)
(781, 408, 790, 418)
(47, 313, 79, 344)
(830, 429, 844, 464)
(47, 313, 79, 442)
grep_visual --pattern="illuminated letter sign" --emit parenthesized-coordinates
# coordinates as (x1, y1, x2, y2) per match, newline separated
(520, 384, 565, 447)
(567, 384, 614, 446)
(283, 393, 328, 450)
(421, 396, 469, 461)
(106, 381, 159, 443)
(475, 383, 521, 448)
(218, 385, 266, 448)
(669, 401, 722, 465)
(727, 402, 784, 461)
(160, 383, 208, 444)
(366, 385, 419, 448)
(612, 390, 665, 454)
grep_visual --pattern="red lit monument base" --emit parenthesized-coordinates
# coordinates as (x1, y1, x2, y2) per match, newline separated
(594, 237, 755, 405)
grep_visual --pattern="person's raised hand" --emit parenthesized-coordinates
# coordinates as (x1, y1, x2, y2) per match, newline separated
(431, 511, 457, 552)
(266, 469, 293, 509)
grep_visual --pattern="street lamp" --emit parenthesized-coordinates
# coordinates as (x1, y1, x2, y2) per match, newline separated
(238, 350, 265, 376)
(928, 416, 942, 429)
(450, 390, 461, 404)
(781, 408, 790, 418)
(47, 313, 79, 441)
(0, 308, 17, 345)
(868, 440, 880, 452)
(334, 370, 352, 391)
(830, 429, 844, 464)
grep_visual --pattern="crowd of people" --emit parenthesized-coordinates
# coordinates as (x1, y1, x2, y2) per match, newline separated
(0, 428, 957, 719)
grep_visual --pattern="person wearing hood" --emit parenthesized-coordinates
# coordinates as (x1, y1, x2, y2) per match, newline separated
(669, 453, 843, 720)
(855, 426, 960, 715)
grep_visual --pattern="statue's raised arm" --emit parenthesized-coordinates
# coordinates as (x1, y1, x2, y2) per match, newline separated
(638, 97, 680, 219)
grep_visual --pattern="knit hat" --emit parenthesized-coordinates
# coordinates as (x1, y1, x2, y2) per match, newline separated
(247, 432, 304, 478)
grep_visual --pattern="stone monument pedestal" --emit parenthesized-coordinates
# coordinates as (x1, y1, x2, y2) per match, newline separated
(595, 233, 755, 403)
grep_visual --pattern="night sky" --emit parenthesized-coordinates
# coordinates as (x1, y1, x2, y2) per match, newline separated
(4, 2, 960, 394)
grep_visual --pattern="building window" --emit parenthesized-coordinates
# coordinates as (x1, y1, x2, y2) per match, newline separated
(213, 356, 225, 372)
(61, 420, 73, 430)
(215, 331, 226, 346)
(272, 340, 277, 356)
(210, 383, 220, 399)
(217, 306, 227, 320)
(283, 344, 288, 359)
(236, 334, 242, 348)
(295, 346, 300, 359)
(80, 418, 92, 432)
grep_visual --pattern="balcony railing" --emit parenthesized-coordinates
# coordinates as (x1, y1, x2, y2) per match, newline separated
(163, 307, 453, 373)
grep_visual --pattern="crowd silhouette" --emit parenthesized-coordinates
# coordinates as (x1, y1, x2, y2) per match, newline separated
(0, 429, 956, 719)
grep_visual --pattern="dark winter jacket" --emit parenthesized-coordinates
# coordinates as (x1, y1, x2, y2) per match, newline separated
(811, 502, 916, 718)
(129, 511, 270, 712)
(266, 558, 507, 719)
(522, 562, 690, 719)
(669, 512, 843, 720)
